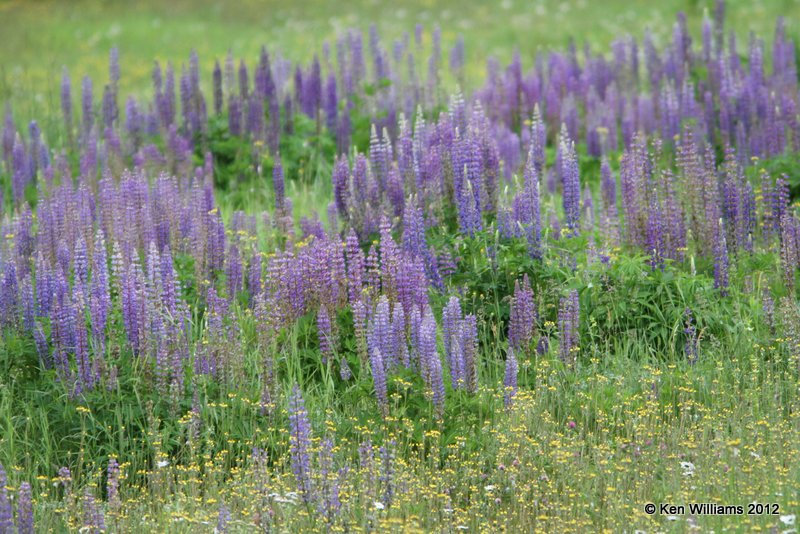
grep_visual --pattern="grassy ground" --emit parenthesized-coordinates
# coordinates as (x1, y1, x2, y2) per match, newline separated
(1, 1, 800, 532)
(1, 0, 798, 123)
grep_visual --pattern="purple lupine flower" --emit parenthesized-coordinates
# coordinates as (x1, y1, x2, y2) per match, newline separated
(559, 126, 581, 236)
(27, 120, 40, 179)
(376, 217, 397, 294)
(238, 60, 249, 101)
(449, 35, 465, 80)
(317, 306, 333, 364)
(228, 96, 242, 136)
(74, 300, 95, 393)
(1, 106, 13, 171)
(107, 457, 121, 514)
(386, 166, 405, 217)
(109, 47, 120, 88)
(352, 298, 368, 365)
(0, 463, 12, 533)
(12, 135, 28, 203)
(504, 347, 519, 407)
(442, 296, 461, 384)
(101, 85, 115, 129)
(369, 345, 389, 416)
(226, 244, 243, 300)
(402, 200, 426, 259)
(61, 68, 73, 134)
(339, 356, 352, 381)
(159, 247, 178, 316)
(216, 504, 231, 533)
(300, 214, 325, 240)
(376, 440, 397, 510)
(124, 97, 142, 149)
(121, 259, 144, 356)
(247, 252, 262, 303)
(392, 304, 409, 367)
(20, 275, 34, 333)
(16, 481, 33, 534)
(327, 202, 339, 238)
(646, 193, 665, 270)
(713, 218, 729, 295)
(288, 384, 314, 502)
(346, 229, 365, 304)
(761, 290, 777, 337)
(58, 466, 72, 492)
(558, 289, 580, 366)
(304, 56, 322, 118)
(34, 254, 54, 318)
(454, 137, 483, 236)
(536, 335, 549, 355)
(442, 296, 479, 392)
(521, 143, 543, 259)
(419, 307, 445, 418)
(246, 96, 264, 140)
(508, 274, 536, 351)
(81, 75, 94, 137)
(324, 72, 338, 133)
(82, 490, 105, 533)
(600, 157, 618, 238)
(72, 237, 89, 294)
(369, 124, 388, 192)
(1, 261, 18, 328)
(461, 314, 479, 392)
(765, 173, 789, 240)
(449, 332, 464, 389)
(332, 156, 350, 219)
(368, 296, 393, 367)
(530, 106, 546, 176)
(395, 254, 428, 316)
(437, 250, 457, 280)
(34, 322, 50, 368)
(212, 60, 223, 116)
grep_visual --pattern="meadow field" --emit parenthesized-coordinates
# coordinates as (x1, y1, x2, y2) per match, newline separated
(0, 0, 800, 531)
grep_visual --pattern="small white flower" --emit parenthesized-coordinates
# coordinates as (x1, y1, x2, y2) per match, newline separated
(374, 501, 385, 510)
(750, 451, 761, 459)
(780, 515, 796, 526)
(680, 461, 695, 476)
(157, 460, 169, 468)
(456, 526, 469, 531)
(666, 515, 679, 521)
(484, 485, 496, 492)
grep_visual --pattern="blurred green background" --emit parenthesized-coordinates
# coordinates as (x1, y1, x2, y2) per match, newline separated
(1, 0, 798, 123)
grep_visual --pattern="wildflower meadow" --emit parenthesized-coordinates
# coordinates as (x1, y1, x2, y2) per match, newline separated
(0, 0, 799, 531)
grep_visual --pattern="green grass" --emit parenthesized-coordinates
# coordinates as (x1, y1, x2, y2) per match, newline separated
(1, 0, 800, 531)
